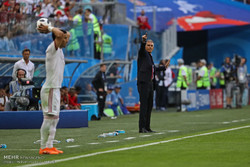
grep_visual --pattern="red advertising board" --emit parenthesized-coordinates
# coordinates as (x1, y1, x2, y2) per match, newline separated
(210, 89, 223, 109)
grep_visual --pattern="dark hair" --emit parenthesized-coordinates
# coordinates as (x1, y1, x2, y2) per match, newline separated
(52, 29, 67, 40)
(22, 48, 30, 54)
(85, 8, 91, 13)
(100, 63, 106, 67)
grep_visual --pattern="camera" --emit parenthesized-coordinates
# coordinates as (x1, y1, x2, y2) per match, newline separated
(232, 54, 241, 67)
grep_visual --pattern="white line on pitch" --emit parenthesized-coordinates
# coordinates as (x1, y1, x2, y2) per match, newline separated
(105, 140, 119, 143)
(66, 145, 80, 148)
(124, 137, 136, 140)
(18, 125, 250, 167)
(88, 143, 100, 145)
(140, 135, 151, 137)
(0, 149, 39, 151)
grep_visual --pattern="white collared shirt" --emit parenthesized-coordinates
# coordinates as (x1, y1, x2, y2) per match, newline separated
(12, 58, 35, 80)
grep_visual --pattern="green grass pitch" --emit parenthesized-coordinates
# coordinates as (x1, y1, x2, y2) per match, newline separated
(1, 106, 250, 167)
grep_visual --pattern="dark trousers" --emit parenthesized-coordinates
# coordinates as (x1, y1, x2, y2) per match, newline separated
(156, 86, 165, 108)
(97, 92, 106, 117)
(137, 81, 153, 130)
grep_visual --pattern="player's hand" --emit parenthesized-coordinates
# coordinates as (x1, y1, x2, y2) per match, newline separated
(37, 24, 50, 34)
(142, 32, 147, 42)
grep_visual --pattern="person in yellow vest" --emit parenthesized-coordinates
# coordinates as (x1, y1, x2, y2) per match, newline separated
(73, 9, 84, 56)
(84, 8, 102, 59)
(208, 62, 217, 89)
(102, 32, 113, 59)
(196, 59, 210, 89)
(219, 72, 225, 89)
(176, 59, 189, 89)
(66, 28, 80, 57)
(176, 58, 189, 112)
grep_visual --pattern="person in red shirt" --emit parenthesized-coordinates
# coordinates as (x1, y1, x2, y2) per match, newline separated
(68, 88, 80, 109)
(137, 10, 151, 30)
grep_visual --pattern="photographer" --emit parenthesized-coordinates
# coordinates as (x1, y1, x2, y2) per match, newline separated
(217, 57, 237, 109)
(236, 57, 248, 108)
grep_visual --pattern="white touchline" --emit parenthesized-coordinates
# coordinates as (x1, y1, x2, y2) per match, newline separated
(19, 125, 250, 167)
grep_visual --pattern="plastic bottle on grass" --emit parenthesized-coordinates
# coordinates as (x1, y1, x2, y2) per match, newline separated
(66, 138, 74, 142)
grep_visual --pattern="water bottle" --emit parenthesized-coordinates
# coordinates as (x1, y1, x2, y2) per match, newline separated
(0, 144, 7, 148)
(66, 138, 74, 142)
(107, 132, 118, 136)
(116, 130, 125, 134)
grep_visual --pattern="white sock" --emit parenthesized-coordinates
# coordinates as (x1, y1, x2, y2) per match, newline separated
(46, 118, 59, 148)
(40, 119, 52, 149)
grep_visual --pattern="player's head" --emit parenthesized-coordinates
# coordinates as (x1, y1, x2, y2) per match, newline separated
(100, 63, 106, 72)
(52, 29, 70, 48)
(146, 40, 154, 53)
(22, 48, 30, 61)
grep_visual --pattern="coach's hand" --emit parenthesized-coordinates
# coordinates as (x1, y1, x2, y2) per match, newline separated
(165, 59, 170, 68)
(37, 24, 50, 34)
(142, 32, 147, 43)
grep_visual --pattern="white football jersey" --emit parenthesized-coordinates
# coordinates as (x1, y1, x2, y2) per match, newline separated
(42, 41, 65, 88)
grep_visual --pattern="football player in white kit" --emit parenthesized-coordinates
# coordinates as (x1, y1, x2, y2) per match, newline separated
(37, 24, 70, 154)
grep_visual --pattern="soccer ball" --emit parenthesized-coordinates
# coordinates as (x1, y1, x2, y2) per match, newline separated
(36, 18, 51, 29)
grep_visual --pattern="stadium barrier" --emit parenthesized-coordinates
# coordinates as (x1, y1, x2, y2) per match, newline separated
(183, 88, 249, 111)
(0, 110, 88, 129)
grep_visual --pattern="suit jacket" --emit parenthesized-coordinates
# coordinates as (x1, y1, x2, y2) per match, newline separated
(137, 42, 165, 89)
(92, 71, 106, 92)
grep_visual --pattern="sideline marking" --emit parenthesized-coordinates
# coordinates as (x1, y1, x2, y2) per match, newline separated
(140, 135, 151, 137)
(124, 137, 136, 140)
(105, 140, 119, 143)
(66, 145, 80, 148)
(19, 125, 250, 167)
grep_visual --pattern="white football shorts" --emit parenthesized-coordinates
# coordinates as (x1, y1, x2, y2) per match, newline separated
(41, 87, 60, 116)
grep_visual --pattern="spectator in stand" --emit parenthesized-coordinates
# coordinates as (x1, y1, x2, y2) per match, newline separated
(84, 7, 102, 59)
(12, 48, 35, 81)
(41, 0, 54, 18)
(64, 1, 74, 21)
(102, 0, 115, 24)
(137, 10, 151, 30)
(68, 87, 81, 109)
(34, 4, 44, 17)
(0, 1, 11, 12)
(0, 88, 8, 111)
(54, 10, 68, 26)
(73, 8, 84, 55)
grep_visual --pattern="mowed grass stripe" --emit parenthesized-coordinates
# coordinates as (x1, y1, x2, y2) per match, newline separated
(19, 125, 250, 167)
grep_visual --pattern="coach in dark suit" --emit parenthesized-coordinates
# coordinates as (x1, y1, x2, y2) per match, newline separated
(137, 33, 169, 133)
(92, 64, 107, 119)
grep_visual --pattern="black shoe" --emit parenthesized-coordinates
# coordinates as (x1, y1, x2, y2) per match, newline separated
(147, 129, 156, 133)
(139, 128, 149, 133)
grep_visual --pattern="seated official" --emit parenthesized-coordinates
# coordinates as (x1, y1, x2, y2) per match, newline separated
(109, 85, 130, 116)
